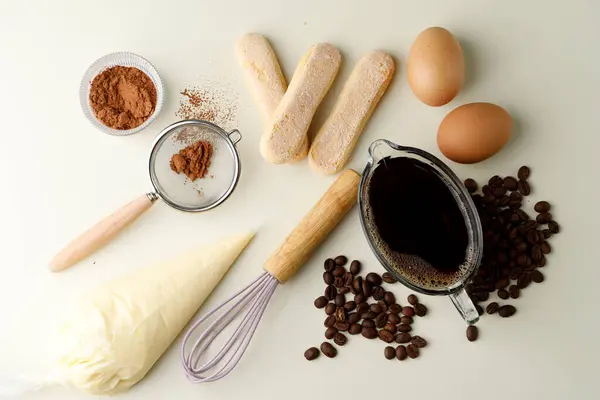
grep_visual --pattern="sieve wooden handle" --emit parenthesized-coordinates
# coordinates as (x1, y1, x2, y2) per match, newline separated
(49, 194, 157, 272)
(264, 170, 360, 283)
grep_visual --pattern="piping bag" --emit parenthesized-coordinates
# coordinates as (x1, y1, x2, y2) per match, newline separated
(0, 232, 254, 396)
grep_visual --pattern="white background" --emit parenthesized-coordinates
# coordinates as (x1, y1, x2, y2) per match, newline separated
(1, 0, 598, 399)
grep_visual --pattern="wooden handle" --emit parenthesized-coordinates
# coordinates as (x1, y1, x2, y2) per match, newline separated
(264, 170, 360, 283)
(49, 194, 156, 272)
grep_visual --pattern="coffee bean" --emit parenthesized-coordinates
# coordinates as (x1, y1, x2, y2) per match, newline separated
(362, 281, 373, 297)
(353, 276, 363, 294)
(370, 304, 383, 314)
(548, 220, 560, 234)
(499, 196, 511, 207)
(362, 319, 375, 328)
(466, 325, 478, 342)
(384, 323, 397, 334)
(510, 191, 523, 201)
(377, 300, 388, 311)
(354, 293, 366, 304)
(366, 272, 382, 286)
(324, 285, 336, 301)
(375, 313, 388, 328)
(356, 302, 369, 315)
(406, 344, 419, 359)
(400, 316, 413, 324)
(333, 332, 347, 346)
(509, 199, 522, 208)
(414, 303, 428, 317)
(362, 311, 376, 320)
(542, 229, 552, 239)
(335, 307, 346, 322)
(349, 260, 361, 274)
(503, 176, 518, 190)
(486, 302, 499, 314)
(389, 304, 402, 314)
(464, 178, 478, 193)
(324, 258, 335, 272)
(498, 305, 517, 318)
(509, 285, 520, 299)
(324, 315, 336, 327)
(509, 267, 523, 280)
(334, 255, 347, 266)
(323, 272, 333, 285)
(497, 289, 509, 300)
(535, 255, 546, 268)
(339, 287, 350, 295)
(335, 293, 346, 307)
(536, 212, 552, 224)
(517, 273, 531, 289)
(489, 175, 502, 187)
(384, 346, 396, 360)
(526, 229, 538, 245)
(407, 294, 419, 305)
(402, 306, 415, 317)
(372, 286, 385, 300)
(325, 303, 336, 315)
(378, 329, 395, 343)
(466, 284, 475, 295)
(382, 315, 398, 326)
(476, 304, 484, 315)
(382, 272, 396, 284)
(334, 321, 350, 331)
(530, 270, 544, 283)
(395, 332, 411, 344)
(343, 301, 356, 312)
(333, 277, 344, 288)
(361, 327, 378, 339)
(332, 266, 345, 278)
(495, 278, 509, 290)
(383, 292, 396, 306)
(347, 313, 360, 325)
(482, 185, 492, 195)
(348, 323, 362, 335)
(304, 347, 320, 361)
(314, 296, 328, 309)
(397, 324, 412, 333)
(493, 186, 507, 198)
(325, 326, 337, 339)
(411, 336, 427, 348)
(533, 201, 550, 213)
(320, 342, 337, 358)
(391, 345, 407, 362)
(531, 245, 542, 262)
(344, 273, 354, 287)
(474, 291, 489, 302)
(540, 241, 551, 254)
(518, 180, 531, 196)
(518, 165, 531, 180)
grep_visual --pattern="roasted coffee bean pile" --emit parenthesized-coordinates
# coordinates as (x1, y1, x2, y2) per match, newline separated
(306, 256, 429, 361)
(463, 166, 560, 341)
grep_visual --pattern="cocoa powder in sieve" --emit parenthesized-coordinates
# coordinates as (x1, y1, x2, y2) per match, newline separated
(170, 140, 213, 181)
(89, 66, 157, 130)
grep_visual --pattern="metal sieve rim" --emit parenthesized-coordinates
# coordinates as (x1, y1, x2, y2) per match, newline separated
(147, 119, 242, 212)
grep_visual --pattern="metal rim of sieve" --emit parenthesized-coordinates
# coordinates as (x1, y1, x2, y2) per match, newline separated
(148, 119, 242, 212)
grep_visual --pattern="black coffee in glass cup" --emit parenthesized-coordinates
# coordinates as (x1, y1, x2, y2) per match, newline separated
(359, 139, 483, 324)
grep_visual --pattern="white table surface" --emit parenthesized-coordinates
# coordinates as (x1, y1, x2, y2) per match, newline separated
(1, 0, 598, 399)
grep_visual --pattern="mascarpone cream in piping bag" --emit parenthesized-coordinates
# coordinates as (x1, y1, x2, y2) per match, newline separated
(1, 232, 253, 396)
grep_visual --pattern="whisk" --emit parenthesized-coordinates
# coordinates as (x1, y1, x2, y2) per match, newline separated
(181, 170, 360, 383)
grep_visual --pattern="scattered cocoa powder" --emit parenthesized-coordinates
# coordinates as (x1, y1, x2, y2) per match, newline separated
(170, 140, 213, 181)
(176, 85, 237, 128)
(89, 66, 157, 130)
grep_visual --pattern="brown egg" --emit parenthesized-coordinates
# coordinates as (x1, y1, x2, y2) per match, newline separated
(437, 102, 512, 164)
(407, 27, 464, 107)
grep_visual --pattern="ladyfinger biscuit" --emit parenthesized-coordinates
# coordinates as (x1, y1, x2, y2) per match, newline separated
(309, 50, 395, 175)
(261, 43, 341, 164)
(236, 33, 288, 122)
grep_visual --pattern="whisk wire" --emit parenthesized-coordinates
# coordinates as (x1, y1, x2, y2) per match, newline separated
(181, 271, 279, 383)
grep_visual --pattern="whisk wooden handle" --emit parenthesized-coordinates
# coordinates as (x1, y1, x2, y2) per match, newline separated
(264, 170, 360, 283)
(49, 194, 157, 272)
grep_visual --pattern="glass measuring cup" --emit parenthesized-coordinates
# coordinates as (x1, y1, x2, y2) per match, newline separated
(358, 139, 483, 324)
(49, 120, 242, 272)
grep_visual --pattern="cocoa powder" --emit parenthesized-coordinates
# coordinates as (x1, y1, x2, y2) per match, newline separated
(170, 140, 213, 181)
(89, 66, 157, 130)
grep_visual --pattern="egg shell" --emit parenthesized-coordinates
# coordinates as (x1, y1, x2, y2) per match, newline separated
(437, 102, 512, 164)
(407, 27, 465, 107)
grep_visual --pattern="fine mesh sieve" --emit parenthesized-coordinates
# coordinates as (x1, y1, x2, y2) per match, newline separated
(49, 120, 242, 272)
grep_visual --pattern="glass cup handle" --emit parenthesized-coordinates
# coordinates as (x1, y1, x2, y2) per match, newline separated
(449, 289, 480, 325)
